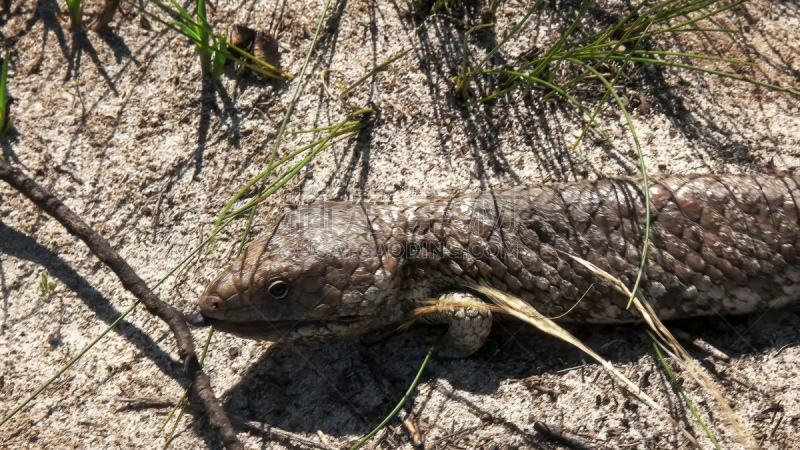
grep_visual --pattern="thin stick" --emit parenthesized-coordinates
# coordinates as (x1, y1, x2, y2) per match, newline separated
(0, 159, 242, 449)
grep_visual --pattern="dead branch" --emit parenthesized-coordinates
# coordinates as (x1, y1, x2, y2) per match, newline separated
(0, 157, 243, 450)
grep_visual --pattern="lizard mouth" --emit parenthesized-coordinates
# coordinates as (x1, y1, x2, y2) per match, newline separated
(186, 313, 371, 342)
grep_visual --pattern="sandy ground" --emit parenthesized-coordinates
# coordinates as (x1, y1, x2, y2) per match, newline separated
(0, 0, 799, 448)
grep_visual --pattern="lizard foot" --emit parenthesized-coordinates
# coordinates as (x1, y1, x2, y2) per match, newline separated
(418, 292, 493, 358)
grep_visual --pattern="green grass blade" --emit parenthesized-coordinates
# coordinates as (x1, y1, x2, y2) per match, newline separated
(475, 0, 542, 73)
(196, 0, 207, 25)
(167, 0, 191, 20)
(0, 52, 10, 133)
(169, 20, 200, 41)
(640, 0, 747, 39)
(475, 69, 607, 135)
(211, 27, 228, 80)
(163, 326, 215, 448)
(0, 223, 230, 428)
(513, 0, 595, 96)
(194, 0, 210, 72)
(349, 343, 437, 450)
(214, 0, 333, 230)
(572, 49, 756, 66)
(565, 57, 651, 309)
(653, 341, 722, 449)
(222, 142, 337, 220)
(655, 0, 734, 25)
(65, 0, 82, 28)
(222, 43, 288, 79)
(0, 300, 140, 428)
(215, 135, 345, 217)
(289, 121, 362, 134)
(456, 23, 494, 99)
(569, 21, 652, 151)
(235, 205, 258, 257)
(540, 0, 669, 103)
(604, 55, 800, 96)
(577, 1, 745, 54)
(669, 27, 737, 32)
(221, 109, 371, 220)
(340, 49, 410, 99)
(216, 111, 368, 224)
(127, 0, 288, 79)
(569, 0, 667, 50)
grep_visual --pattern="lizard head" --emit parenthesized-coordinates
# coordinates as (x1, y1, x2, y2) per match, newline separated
(192, 202, 408, 342)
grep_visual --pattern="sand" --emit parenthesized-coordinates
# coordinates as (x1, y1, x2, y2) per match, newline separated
(1, 0, 799, 448)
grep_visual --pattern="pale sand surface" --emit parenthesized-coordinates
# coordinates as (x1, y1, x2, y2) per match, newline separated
(0, 0, 799, 448)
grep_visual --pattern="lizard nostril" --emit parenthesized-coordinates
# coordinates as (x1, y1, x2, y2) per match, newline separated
(210, 299, 220, 310)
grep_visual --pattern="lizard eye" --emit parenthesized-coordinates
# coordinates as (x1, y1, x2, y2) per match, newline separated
(268, 280, 289, 299)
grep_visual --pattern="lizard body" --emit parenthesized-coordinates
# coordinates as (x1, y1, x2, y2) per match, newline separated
(193, 174, 800, 354)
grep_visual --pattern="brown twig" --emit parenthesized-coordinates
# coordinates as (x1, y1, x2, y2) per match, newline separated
(93, 0, 120, 31)
(235, 419, 336, 450)
(0, 158, 243, 450)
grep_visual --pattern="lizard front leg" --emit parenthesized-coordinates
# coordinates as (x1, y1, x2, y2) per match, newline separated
(417, 292, 493, 357)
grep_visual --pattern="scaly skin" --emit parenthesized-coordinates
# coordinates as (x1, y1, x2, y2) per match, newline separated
(194, 174, 800, 344)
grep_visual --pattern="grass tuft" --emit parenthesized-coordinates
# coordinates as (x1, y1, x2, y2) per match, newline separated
(154, 0, 224, 77)
(458, 0, 799, 107)
(38, 273, 56, 298)
(127, 0, 290, 80)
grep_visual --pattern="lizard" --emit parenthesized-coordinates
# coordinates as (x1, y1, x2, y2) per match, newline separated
(188, 173, 800, 356)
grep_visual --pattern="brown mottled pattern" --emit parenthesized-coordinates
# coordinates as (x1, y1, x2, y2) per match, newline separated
(198, 174, 800, 341)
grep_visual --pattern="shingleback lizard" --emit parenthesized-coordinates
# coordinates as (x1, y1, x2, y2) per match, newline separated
(190, 174, 800, 356)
